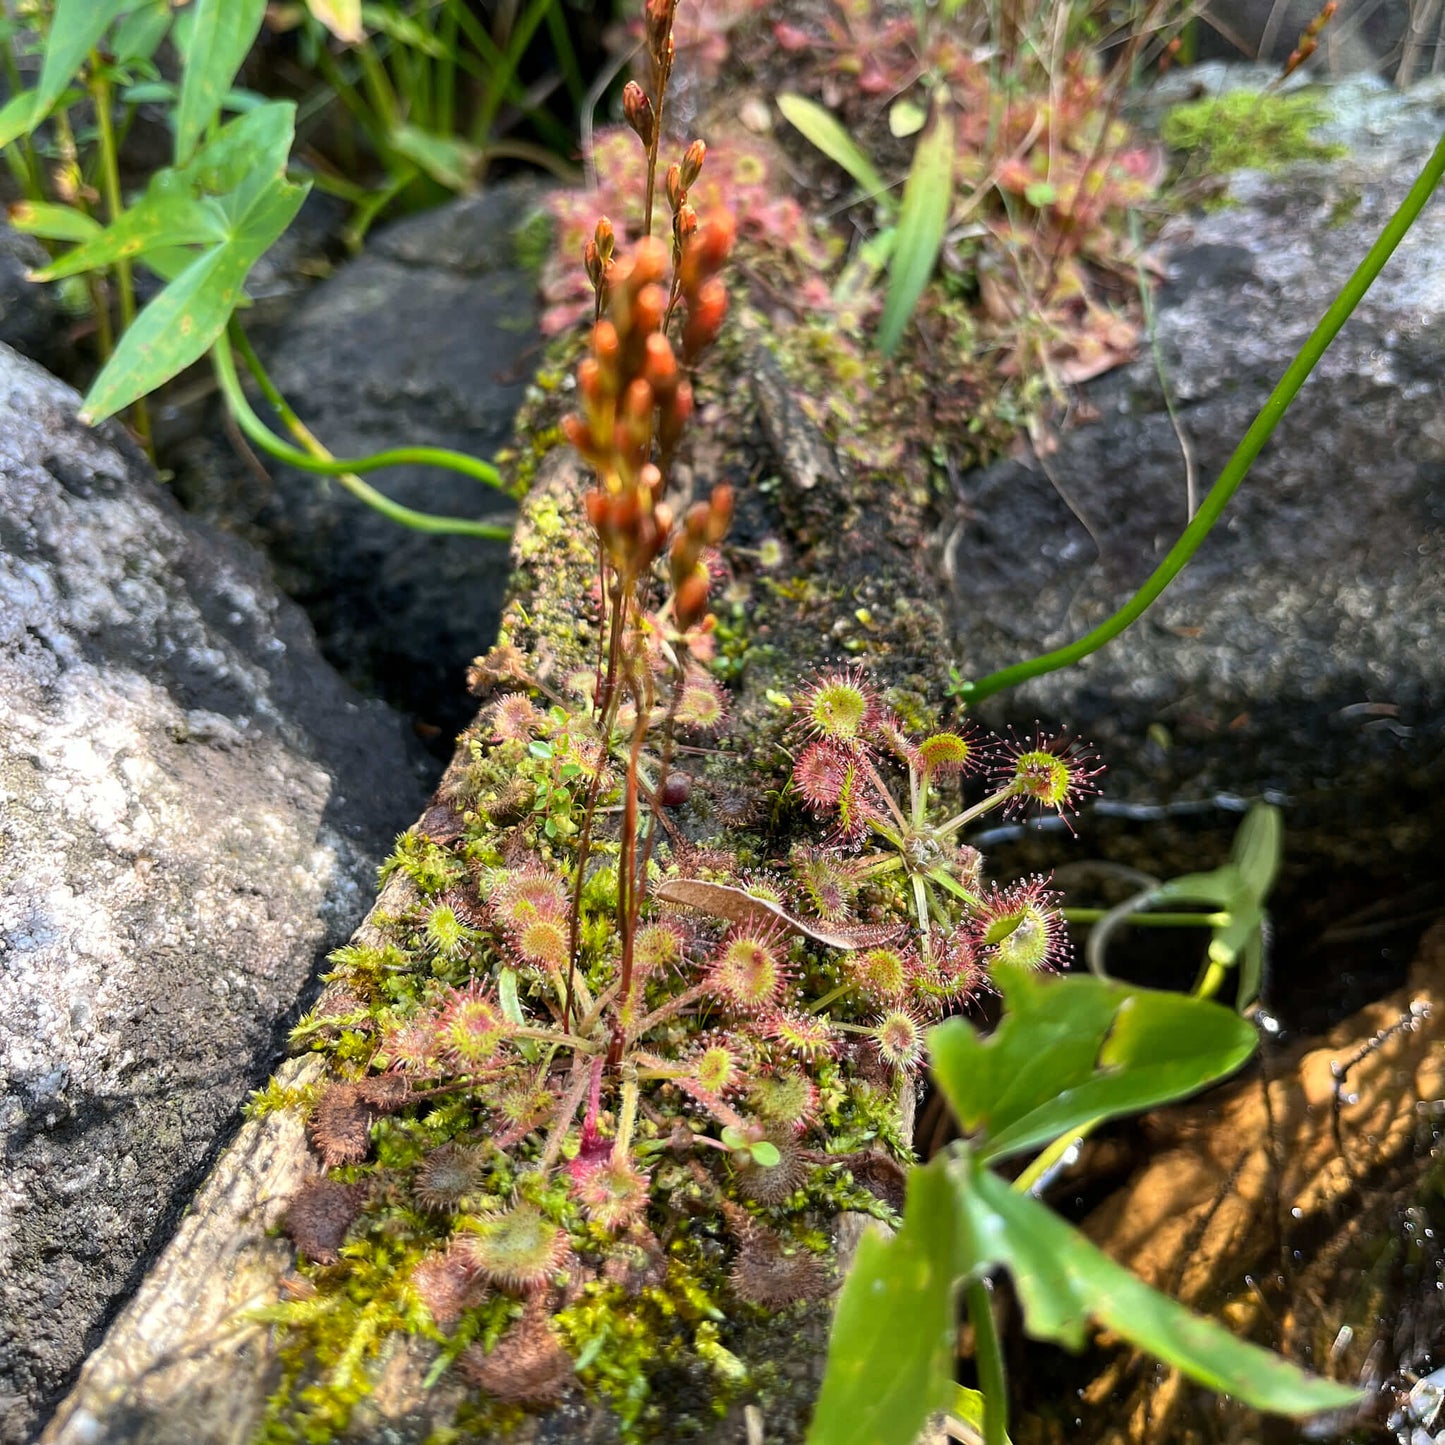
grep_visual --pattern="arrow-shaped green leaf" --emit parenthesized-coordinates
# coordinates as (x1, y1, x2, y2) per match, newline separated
(929, 970, 1257, 1163)
(950, 1150, 1363, 1416)
(76, 103, 308, 423)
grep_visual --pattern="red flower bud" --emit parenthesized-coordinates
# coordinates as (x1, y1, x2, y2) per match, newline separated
(680, 139, 706, 189)
(622, 82, 655, 148)
(632, 281, 668, 337)
(683, 277, 728, 361)
(594, 215, 615, 264)
(642, 332, 678, 399)
(705, 482, 734, 544)
(679, 212, 736, 292)
(666, 163, 685, 213)
(631, 235, 670, 288)
(674, 571, 710, 632)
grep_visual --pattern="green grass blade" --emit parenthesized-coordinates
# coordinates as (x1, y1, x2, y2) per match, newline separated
(174, 0, 268, 164)
(777, 92, 891, 205)
(877, 90, 955, 356)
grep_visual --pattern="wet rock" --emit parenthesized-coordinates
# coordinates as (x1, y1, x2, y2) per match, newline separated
(169, 178, 551, 740)
(945, 76, 1445, 1019)
(0, 344, 429, 1443)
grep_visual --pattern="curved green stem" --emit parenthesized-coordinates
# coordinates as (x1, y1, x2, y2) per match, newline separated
(965, 1277, 1009, 1445)
(226, 325, 507, 491)
(211, 330, 513, 541)
(955, 128, 1445, 706)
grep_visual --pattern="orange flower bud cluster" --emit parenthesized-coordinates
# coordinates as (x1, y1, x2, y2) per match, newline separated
(564, 235, 694, 575)
(1282, 0, 1336, 76)
(670, 485, 733, 631)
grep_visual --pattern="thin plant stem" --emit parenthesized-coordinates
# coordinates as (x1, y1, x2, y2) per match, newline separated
(90, 58, 152, 459)
(212, 330, 511, 540)
(53, 105, 112, 360)
(218, 328, 508, 491)
(955, 128, 1445, 706)
(965, 1277, 1009, 1445)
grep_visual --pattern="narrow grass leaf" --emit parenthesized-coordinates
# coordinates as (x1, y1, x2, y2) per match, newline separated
(174, 0, 268, 164)
(778, 93, 891, 204)
(390, 124, 479, 192)
(877, 90, 955, 356)
(807, 1156, 958, 1445)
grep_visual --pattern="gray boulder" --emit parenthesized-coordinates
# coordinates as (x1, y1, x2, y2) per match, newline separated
(0, 344, 428, 1443)
(171, 178, 550, 738)
(946, 75, 1445, 1008)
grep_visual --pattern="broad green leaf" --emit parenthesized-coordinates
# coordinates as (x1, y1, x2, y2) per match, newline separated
(389, 124, 479, 192)
(174, 0, 268, 164)
(877, 90, 955, 356)
(807, 1156, 958, 1445)
(76, 109, 308, 423)
(112, 2, 174, 64)
(307, 0, 365, 43)
(778, 93, 891, 205)
(29, 0, 129, 133)
(950, 1150, 1363, 1416)
(8, 201, 102, 244)
(929, 970, 1256, 1162)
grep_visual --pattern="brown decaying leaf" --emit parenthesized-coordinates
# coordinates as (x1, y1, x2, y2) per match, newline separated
(653, 878, 876, 950)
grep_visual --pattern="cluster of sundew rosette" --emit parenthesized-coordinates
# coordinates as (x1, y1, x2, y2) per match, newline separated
(285, 0, 1104, 1408)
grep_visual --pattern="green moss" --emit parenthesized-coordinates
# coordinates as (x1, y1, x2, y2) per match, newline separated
(1161, 89, 1345, 176)
(379, 830, 465, 897)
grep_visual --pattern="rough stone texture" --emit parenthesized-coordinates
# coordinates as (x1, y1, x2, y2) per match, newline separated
(0, 225, 69, 381)
(945, 75, 1445, 1021)
(169, 178, 550, 738)
(0, 344, 429, 1443)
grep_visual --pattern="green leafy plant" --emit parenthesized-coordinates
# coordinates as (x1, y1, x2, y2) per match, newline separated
(3, 0, 513, 533)
(808, 969, 1362, 1445)
(273, 0, 583, 242)
(773, 0, 1172, 367)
